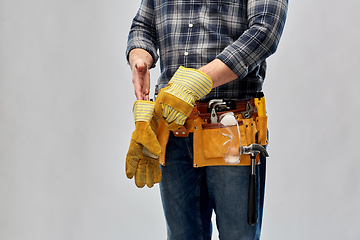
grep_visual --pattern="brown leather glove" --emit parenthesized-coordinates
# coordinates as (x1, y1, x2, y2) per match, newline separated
(125, 100, 162, 188)
(126, 138, 162, 188)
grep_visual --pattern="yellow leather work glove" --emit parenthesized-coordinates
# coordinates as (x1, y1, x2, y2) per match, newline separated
(154, 66, 213, 130)
(126, 139, 162, 188)
(125, 100, 162, 188)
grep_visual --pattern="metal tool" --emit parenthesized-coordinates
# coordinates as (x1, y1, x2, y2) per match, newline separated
(239, 143, 269, 226)
(208, 99, 236, 123)
(241, 101, 254, 119)
(209, 99, 254, 122)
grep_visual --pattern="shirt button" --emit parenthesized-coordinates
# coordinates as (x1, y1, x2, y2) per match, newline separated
(189, 23, 193, 28)
(184, 52, 189, 56)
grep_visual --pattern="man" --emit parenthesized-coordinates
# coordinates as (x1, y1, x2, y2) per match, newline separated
(126, 0, 288, 239)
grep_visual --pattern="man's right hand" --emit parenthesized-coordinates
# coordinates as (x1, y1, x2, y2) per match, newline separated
(132, 59, 150, 100)
(129, 48, 154, 100)
(154, 66, 213, 130)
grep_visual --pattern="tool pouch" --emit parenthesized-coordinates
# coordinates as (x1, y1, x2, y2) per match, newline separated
(156, 100, 268, 167)
(193, 113, 267, 167)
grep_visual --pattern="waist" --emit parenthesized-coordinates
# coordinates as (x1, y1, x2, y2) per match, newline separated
(174, 98, 256, 135)
(196, 99, 254, 113)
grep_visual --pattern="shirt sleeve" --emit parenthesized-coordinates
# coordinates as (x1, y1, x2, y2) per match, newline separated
(216, 0, 288, 79)
(126, 0, 158, 68)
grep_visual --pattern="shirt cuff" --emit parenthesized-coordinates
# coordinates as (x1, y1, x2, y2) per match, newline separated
(126, 40, 159, 69)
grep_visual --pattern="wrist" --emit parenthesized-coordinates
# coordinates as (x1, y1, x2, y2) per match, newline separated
(169, 66, 213, 99)
(165, 83, 197, 105)
(129, 48, 153, 70)
(198, 59, 237, 88)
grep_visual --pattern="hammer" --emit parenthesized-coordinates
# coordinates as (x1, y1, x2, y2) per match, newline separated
(240, 143, 269, 226)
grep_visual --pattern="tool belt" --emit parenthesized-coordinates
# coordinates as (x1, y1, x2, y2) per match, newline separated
(156, 97, 268, 167)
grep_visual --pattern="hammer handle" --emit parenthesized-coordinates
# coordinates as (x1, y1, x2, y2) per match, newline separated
(247, 173, 256, 226)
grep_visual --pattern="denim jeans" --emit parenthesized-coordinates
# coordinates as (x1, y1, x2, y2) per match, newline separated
(160, 132, 267, 240)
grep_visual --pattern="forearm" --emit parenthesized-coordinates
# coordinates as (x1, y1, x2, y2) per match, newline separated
(128, 48, 154, 101)
(126, 0, 158, 68)
(129, 51, 235, 89)
(217, 0, 288, 79)
(198, 59, 238, 89)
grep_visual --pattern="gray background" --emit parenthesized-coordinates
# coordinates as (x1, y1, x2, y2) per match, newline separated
(1, 0, 359, 239)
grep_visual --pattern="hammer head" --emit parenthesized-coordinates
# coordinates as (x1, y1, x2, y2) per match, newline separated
(239, 143, 269, 157)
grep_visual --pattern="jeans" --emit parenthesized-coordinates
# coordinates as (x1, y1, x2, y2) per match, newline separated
(160, 132, 267, 240)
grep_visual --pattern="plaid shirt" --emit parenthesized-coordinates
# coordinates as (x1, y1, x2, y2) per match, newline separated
(126, 0, 288, 101)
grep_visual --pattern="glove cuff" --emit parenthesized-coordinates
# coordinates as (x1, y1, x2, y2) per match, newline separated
(133, 100, 155, 122)
(155, 89, 194, 119)
(168, 66, 213, 99)
(164, 83, 196, 106)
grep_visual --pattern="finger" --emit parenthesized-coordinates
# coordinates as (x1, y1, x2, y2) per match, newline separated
(142, 68, 150, 101)
(146, 159, 154, 188)
(133, 61, 150, 101)
(133, 73, 145, 100)
(135, 159, 147, 188)
(125, 140, 142, 179)
(125, 159, 136, 179)
(133, 79, 149, 101)
(153, 160, 162, 184)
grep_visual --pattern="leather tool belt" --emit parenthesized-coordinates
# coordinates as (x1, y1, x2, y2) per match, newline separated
(156, 98, 268, 167)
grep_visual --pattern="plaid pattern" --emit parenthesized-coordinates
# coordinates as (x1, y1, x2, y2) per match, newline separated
(126, 0, 288, 101)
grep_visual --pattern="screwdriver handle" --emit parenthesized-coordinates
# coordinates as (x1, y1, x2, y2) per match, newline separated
(254, 96, 266, 117)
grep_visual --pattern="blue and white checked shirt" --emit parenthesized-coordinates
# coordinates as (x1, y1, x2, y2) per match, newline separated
(126, 0, 288, 101)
